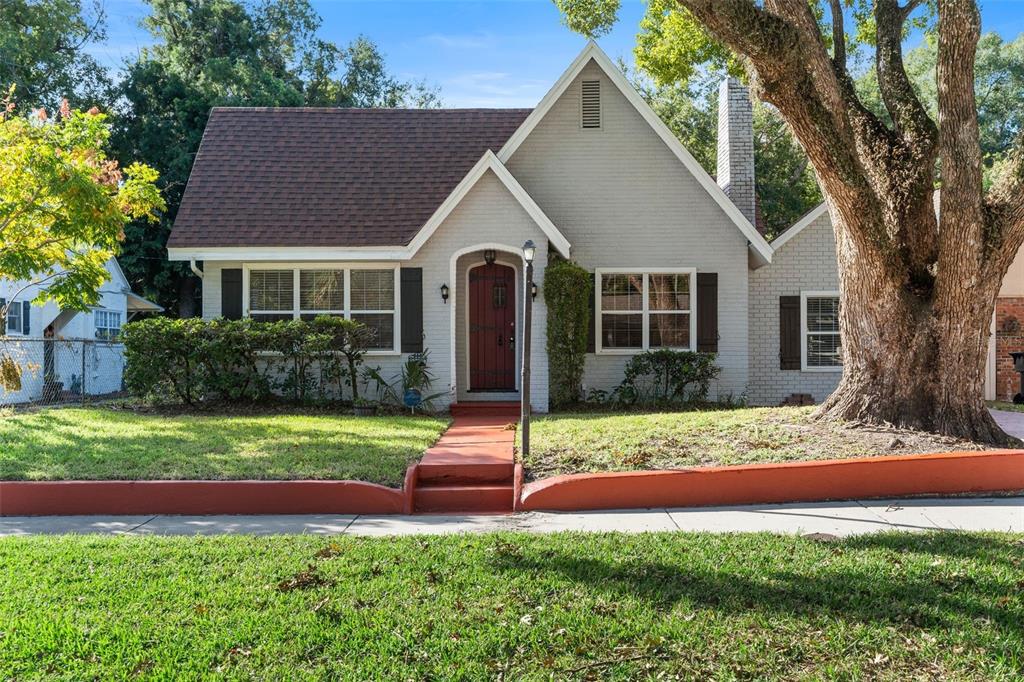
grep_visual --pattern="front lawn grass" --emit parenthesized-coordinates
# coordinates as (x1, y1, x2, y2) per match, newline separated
(989, 400, 1024, 413)
(523, 406, 987, 479)
(0, 406, 447, 485)
(0, 532, 1021, 679)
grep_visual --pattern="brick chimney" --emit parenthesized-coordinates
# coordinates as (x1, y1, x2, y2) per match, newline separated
(716, 77, 757, 226)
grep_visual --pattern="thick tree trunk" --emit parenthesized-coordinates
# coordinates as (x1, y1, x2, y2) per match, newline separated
(670, 0, 1024, 445)
(817, 208, 1014, 445)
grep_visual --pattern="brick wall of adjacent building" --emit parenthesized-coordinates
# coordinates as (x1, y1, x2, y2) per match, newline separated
(995, 297, 1024, 401)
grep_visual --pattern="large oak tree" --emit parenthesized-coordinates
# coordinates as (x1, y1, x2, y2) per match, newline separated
(558, 0, 1024, 443)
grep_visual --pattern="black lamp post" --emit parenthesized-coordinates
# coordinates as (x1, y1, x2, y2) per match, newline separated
(521, 240, 536, 457)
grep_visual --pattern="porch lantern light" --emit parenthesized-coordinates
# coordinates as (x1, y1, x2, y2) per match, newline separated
(521, 239, 537, 458)
(440, 283, 449, 303)
(483, 249, 497, 265)
(531, 282, 538, 300)
(522, 240, 536, 265)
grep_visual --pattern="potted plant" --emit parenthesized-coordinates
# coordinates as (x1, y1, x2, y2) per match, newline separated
(352, 396, 377, 417)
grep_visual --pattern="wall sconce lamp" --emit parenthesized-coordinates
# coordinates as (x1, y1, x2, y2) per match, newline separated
(531, 283, 538, 300)
(440, 283, 449, 303)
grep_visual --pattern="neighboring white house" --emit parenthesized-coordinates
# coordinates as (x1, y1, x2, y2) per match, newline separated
(0, 258, 162, 404)
(166, 40, 850, 410)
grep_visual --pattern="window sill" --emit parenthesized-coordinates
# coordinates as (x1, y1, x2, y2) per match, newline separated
(801, 365, 843, 373)
(595, 347, 696, 356)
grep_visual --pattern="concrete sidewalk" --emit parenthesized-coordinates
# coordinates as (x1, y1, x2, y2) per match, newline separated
(2, 497, 1021, 537)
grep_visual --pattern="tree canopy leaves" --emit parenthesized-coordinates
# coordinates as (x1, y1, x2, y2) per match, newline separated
(0, 93, 164, 315)
(0, 0, 110, 111)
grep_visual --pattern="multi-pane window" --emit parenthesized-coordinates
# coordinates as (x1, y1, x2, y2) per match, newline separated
(803, 293, 842, 369)
(596, 270, 694, 352)
(299, 270, 344, 319)
(246, 267, 398, 351)
(249, 270, 295, 322)
(6, 301, 22, 334)
(94, 310, 122, 340)
(350, 270, 395, 351)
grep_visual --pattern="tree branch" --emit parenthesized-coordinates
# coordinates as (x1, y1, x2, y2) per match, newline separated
(828, 0, 846, 72)
(875, 0, 938, 146)
(935, 0, 985, 304)
(985, 136, 1024, 274)
(676, 0, 897, 270)
(900, 0, 928, 19)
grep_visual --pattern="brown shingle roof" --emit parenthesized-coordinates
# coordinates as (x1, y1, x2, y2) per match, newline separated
(167, 107, 533, 249)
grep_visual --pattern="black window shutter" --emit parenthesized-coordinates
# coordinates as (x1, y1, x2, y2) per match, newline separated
(221, 268, 243, 320)
(696, 272, 718, 353)
(586, 274, 596, 353)
(22, 301, 30, 335)
(0, 298, 6, 330)
(400, 267, 423, 353)
(779, 295, 801, 370)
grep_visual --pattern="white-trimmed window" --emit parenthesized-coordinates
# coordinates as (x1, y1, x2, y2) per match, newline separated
(94, 310, 122, 340)
(6, 301, 22, 334)
(244, 265, 400, 353)
(801, 291, 842, 370)
(595, 269, 696, 353)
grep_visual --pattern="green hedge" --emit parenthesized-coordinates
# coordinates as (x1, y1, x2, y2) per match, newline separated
(613, 349, 721, 406)
(122, 317, 373, 405)
(543, 258, 592, 407)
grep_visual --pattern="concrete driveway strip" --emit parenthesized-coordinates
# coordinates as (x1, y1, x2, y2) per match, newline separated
(1, 498, 1022, 537)
(989, 408, 1024, 439)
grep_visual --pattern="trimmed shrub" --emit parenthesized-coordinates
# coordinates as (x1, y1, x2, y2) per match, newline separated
(122, 316, 372, 405)
(544, 258, 592, 407)
(613, 349, 721, 406)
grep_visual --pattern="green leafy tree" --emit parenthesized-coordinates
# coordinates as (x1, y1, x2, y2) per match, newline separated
(0, 0, 111, 111)
(0, 92, 163, 316)
(1, 91, 163, 389)
(555, 0, 1024, 444)
(111, 0, 440, 317)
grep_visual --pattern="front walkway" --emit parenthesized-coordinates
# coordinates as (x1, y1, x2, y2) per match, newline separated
(413, 403, 518, 512)
(3, 497, 1020, 537)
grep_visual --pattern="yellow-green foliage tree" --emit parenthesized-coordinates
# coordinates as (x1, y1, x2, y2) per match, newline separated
(0, 90, 164, 388)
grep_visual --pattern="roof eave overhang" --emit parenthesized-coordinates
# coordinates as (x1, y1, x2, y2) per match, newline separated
(167, 246, 413, 262)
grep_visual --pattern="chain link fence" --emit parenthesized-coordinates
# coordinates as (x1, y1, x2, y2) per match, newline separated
(0, 337, 128, 408)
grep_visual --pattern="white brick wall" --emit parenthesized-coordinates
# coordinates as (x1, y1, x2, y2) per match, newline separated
(505, 60, 751, 399)
(748, 211, 843, 405)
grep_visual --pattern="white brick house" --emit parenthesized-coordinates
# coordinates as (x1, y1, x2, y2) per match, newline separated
(168, 41, 845, 410)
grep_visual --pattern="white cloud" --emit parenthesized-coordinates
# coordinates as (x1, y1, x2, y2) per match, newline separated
(420, 32, 499, 50)
(440, 71, 548, 107)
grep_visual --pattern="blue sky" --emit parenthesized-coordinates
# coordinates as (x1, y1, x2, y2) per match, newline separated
(94, 0, 1024, 107)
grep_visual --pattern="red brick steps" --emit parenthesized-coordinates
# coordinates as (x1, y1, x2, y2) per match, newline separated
(449, 401, 520, 418)
(413, 403, 518, 513)
(414, 482, 515, 513)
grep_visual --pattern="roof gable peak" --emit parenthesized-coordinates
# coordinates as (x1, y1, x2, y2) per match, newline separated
(497, 40, 773, 265)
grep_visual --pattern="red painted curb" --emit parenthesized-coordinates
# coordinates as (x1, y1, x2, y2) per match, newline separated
(519, 450, 1024, 511)
(512, 463, 524, 512)
(0, 480, 405, 516)
(403, 464, 418, 515)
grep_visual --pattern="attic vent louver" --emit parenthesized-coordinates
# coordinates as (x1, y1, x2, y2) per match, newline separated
(581, 80, 601, 129)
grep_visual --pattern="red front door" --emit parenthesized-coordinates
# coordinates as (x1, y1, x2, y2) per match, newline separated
(469, 262, 516, 391)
